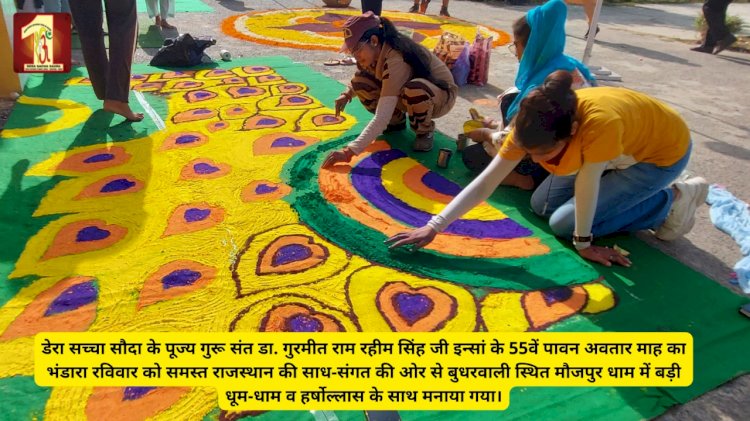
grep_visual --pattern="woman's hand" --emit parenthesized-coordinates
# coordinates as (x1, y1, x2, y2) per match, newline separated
(483, 117, 500, 129)
(467, 128, 495, 144)
(384, 226, 438, 251)
(578, 245, 631, 267)
(335, 92, 352, 116)
(322, 147, 355, 168)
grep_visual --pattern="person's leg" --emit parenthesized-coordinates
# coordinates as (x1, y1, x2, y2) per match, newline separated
(513, 158, 545, 190)
(583, 0, 595, 26)
(351, 70, 406, 128)
(693, 12, 716, 53)
(419, 0, 430, 14)
(400, 78, 452, 151)
(544, 148, 691, 238)
(577, 0, 600, 38)
(68, 0, 108, 100)
(351, 70, 381, 114)
(462, 144, 493, 173)
(704, 0, 732, 42)
(530, 174, 577, 218)
(44, 0, 62, 13)
(144, 0, 159, 22)
(440, 0, 450, 17)
(362, 0, 383, 15)
(159, 0, 175, 28)
(102, 0, 143, 120)
(409, 0, 419, 13)
(17, 0, 43, 13)
(706, 0, 736, 54)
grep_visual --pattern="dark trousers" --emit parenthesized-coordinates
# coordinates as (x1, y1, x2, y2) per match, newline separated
(701, 0, 733, 49)
(361, 0, 383, 15)
(462, 92, 548, 187)
(68, 0, 137, 102)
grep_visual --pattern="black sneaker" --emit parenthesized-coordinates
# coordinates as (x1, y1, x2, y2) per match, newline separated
(408, 4, 419, 13)
(439, 6, 450, 17)
(690, 45, 714, 54)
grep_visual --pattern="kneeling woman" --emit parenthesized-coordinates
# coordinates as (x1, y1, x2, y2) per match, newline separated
(323, 12, 457, 167)
(386, 71, 708, 267)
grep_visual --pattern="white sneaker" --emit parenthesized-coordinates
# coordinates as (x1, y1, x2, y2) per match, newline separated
(655, 177, 709, 241)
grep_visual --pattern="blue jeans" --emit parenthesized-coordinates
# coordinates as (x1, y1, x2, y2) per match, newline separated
(530, 143, 692, 238)
(44, 0, 70, 13)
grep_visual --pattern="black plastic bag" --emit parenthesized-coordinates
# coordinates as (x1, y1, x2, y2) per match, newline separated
(149, 34, 216, 67)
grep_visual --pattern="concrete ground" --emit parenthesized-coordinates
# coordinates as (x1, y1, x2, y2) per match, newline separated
(4, 0, 749, 419)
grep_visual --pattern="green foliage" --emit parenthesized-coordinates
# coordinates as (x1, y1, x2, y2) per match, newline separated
(695, 13, 745, 35)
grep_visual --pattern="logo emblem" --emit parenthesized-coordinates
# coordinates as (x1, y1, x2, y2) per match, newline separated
(14, 13, 71, 73)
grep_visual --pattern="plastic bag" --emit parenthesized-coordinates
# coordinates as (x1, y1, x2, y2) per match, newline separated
(468, 33, 492, 86)
(450, 42, 470, 86)
(150, 33, 217, 67)
(433, 31, 467, 70)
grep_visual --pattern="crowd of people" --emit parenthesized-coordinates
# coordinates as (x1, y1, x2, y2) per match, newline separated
(14, 0, 728, 267)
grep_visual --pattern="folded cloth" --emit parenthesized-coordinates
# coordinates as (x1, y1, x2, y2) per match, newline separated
(706, 184, 750, 293)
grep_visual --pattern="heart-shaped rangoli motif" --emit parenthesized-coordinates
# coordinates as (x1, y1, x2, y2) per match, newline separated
(377, 281, 457, 331)
(43, 220, 128, 260)
(260, 303, 343, 332)
(257, 235, 328, 275)
(522, 286, 587, 330)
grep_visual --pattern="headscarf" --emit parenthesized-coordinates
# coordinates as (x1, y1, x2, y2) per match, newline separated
(506, 0, 595, 119)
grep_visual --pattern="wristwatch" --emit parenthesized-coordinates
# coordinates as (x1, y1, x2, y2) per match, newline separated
(572, 234, 593, 250)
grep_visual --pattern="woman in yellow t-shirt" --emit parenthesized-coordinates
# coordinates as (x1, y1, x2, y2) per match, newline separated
(386, 71, 709, 267)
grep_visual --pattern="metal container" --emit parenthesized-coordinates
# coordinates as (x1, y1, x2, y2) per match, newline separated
(437, 148, 452, 168)
(456, 134, 468, 152)
(220, 49, 232, 61)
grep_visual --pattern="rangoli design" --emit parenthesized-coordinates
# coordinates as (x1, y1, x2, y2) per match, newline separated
(222, 9, 510, 52)
(0, 59, 615, 419)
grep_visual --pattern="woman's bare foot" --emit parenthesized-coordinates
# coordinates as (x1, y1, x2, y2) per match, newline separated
(160, 19, 176, 29)
(155, 16, 161, 26)
(103, 100, 144, 122)
(501, 171, 535, 191)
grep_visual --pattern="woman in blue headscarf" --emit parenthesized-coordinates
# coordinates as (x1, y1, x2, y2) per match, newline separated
(462, 0, 596, 189)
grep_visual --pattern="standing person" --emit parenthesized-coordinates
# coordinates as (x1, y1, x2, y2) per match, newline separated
(146, 0, 176, 29)
(322, 12, 457, 166)
(386, 71, 708, 268)
(408, 0, 450, 17)
(68, 0, 143, 121)
(692, 0, 736, 54)
(361, 0, 382, 15)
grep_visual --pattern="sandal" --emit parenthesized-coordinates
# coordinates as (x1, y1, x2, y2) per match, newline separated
(323, 57, 357, 66)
